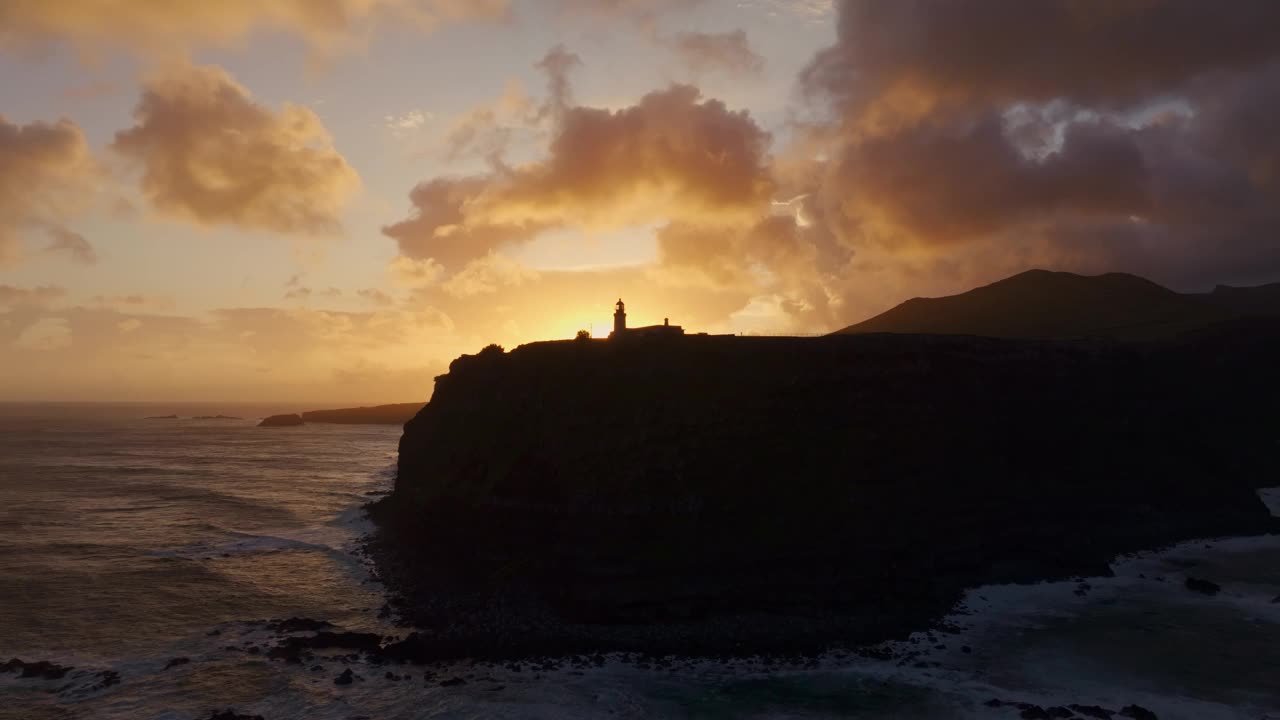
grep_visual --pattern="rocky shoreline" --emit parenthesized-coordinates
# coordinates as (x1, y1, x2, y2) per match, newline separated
(366, 328, 1280, 662)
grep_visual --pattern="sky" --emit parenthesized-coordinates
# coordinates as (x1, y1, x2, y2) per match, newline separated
(2, 0, 1280, 403)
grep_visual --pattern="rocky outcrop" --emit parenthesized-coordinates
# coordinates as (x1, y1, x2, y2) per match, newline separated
(370, 324, 1280, 660)
(257, 414, 303, 427)
(1, 658, 74, 679)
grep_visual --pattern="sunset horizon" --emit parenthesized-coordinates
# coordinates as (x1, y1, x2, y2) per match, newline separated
(7, 1, 1280, 403)
(5, 4, 1280, 718)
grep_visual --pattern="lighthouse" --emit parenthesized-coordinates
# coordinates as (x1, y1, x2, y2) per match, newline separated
(613, 298, 627, 336)
(608, 298, 685, 340)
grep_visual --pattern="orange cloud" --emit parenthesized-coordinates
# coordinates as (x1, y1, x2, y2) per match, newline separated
(385, 84, 774, 267)
(112, 64, 360, 235)
(89, 294, 176, 313)
(0, 285, 66, 310)
(0, 115, 95, 266)
(441, 253, 539, 298)
(387, 255, 445, 288)
(357, 288, 395, 306)
(0, 0, 509, 58)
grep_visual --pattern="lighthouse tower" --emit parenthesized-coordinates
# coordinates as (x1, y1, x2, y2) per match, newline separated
(613, 298, 627, 336)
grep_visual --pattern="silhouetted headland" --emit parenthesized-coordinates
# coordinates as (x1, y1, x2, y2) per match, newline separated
(302, 403, 425, 425)
(366, 274, 1280, 662)
(258, 413, 304, 427)
(253, 404, 425, 428)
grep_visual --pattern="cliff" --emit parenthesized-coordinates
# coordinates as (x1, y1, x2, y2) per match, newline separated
(370, 327, 1279, 660)
(302, 403, 425, 425)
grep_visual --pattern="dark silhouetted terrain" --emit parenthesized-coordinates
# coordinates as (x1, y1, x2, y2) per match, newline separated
(258, 413, 304, 427)
(302, 403, 425, 425)
(368, 303, 1280, 660)
(836, 269, 1280, 340)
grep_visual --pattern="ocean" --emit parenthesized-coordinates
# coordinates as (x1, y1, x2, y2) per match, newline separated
(1, 404, 1278, 720)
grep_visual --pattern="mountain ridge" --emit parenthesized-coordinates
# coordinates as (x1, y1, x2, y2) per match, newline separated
(836, 269, 1277, 340)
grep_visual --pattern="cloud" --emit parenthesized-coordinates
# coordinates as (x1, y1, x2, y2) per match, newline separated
(0, 285, 66, 310)
(551, 0, 706, 24)
(0, 0, 510, 58)
(441, 80, 536, 162)
(90, 294, 177, 312)
(441, 253, 539, 298)
(380, 47, 839, 332)
(284, 286, 343, 301)
(111, 63, 360, 235)
(781, 0, 1280, 301)
(384, 82, 774, 268)
(387, 255, 445, 288)
(385, 110, 432, 130)
(43, 226, 97, 264)
(357, 288, 395, 306)
(804, 1, 1280, 121)
(667, 30, 764, 77)
(0, 115, 95, 266)
(535, 45, 582, 119)
(14, 317, 71, 351)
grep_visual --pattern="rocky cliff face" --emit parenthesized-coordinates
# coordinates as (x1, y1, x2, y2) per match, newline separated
(370, 330, 1279, 660)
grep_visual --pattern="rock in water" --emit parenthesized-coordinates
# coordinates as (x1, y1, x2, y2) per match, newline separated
(207, 712, 265, 720)
(267, 617, 333, 634)
(257, 414, 303, 427)
(1069, 705, 1116, 719)
(1184, 577, 1221, 595)
(1119, 705, 1159, 720)
(334, 668, 354, 685)
(0, 658, 74, 679)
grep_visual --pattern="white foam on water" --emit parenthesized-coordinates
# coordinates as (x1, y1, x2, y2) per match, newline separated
(10, 470, 1277, 719)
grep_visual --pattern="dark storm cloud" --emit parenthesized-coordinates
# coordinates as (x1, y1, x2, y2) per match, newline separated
(792, 0, 1280, 293)
(804, 0, 1280, 114)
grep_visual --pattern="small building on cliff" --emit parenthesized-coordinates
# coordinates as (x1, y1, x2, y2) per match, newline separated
(609, 298, 684, 339)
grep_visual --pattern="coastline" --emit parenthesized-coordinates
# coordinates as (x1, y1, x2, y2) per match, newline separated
(365, 331, 1280, 663)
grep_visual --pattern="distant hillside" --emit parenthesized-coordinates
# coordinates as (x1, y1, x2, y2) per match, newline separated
(836, 269, 1247, 341)
(301, 403, 425, 425)
(1196, 282, 1280, 317)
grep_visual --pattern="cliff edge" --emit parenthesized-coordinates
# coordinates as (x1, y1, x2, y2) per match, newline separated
(369, 329, 1279, 660)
